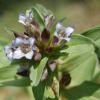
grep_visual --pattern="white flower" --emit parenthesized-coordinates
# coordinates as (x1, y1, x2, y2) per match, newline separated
(13, 47, 24, 59)
(54, 23, 74, 42)
(4, 46, 13, 61)
(4, 37, 36, 60)
(18, 10, 33, 25)
(56, 22, 63, 31)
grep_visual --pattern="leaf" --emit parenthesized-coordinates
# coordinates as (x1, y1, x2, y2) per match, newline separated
(61, 81, 100, 100)
(58, 44, 98, 87)
(0, 50, 10, 68)
(0, 64, 18, 80)
(69, 52, 97, 87)
(0, 78, 30, 87)
(44, 87, 55, 99)
(81, 26, 100, 42)
(68, 34, 93, 46)
(0, 62, 30, 87)
(59, 44, 95, 71)
(93, 71, 100, 84)
(0, 40, 7, 50)
(32, 82, 46, 100)
(32, 6, 45, 32)
(35, 4, 51, 17)
(30, 57, 48, 86)
(81, 26, 100, 58)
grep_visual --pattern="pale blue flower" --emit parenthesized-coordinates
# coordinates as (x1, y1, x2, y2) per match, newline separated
(54, 23, 74, 42)
(4, 37, 35, 60)
(18, 10, 33, 25)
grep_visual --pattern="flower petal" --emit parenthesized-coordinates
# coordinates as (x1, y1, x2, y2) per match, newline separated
(63, 37, 71, 42)
(4, 45, 11, 54)
(18, 13, 26, 25)
(25, 50, 34, 59)
(4, 46, 14, 60)
(29, 37, 35, 46)
(54, 31, 58, 37)
(56, 23, 63, 31)
(13, 48, 24, 59)
(7, 52, 13, 61)
(12, 38, 23, 47)
(65, 27, 74, 36)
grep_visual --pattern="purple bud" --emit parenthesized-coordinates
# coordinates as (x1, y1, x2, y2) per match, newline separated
(48, 60, 57, 72)
(34, 52, 42, 61)
(41, 29, 50, 41)
(41, 69, 48, 81)
(17, 70, 30, 77)
(53, 36, 59, 44)
(60, 73, 71, 87)
(17, 64, 29, 77)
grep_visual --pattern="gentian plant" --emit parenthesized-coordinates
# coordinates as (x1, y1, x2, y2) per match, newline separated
(0, 4, 100, 100)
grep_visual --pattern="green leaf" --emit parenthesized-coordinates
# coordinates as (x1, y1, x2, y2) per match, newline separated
(59, 44, 98, 87)
(44, 87, 55, 99)
(0, 50, 10, 68)
(81, 26, 100, 58)
(68, 34, 94, 46)
(0, 64, 18, 80)
(93, 71, 100, 84)
(69, 52, 97, 87)
(61, 81, 100, 100)
(35, 4, 51, 17)
(59, 44, 95, 71)
(81, 26, 100, 42)
(30, 57, 48, 86)
(0, 40, 7, 50)
(32, 6, 45, 32)
(32, 82, 46, 100)
(0, 78, 30, 87)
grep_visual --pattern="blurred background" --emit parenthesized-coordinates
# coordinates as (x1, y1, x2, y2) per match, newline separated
(0, 0, 100, 99)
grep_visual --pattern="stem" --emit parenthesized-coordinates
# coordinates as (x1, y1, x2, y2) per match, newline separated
(27, 86, 35, 100)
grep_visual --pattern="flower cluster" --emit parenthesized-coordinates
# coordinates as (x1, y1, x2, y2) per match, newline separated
(4, 6, 74, 80)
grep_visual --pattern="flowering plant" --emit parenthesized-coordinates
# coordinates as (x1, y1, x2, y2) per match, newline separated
(0, 4, 100, 100)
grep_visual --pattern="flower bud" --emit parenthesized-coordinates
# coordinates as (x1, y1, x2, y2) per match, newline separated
(41, 68, 48, 81)
(34, 52, 42, 61)
(41, 28, 50, 41)
(60, 73, 71, 87)
(17, 64, 29, 77)
(48, 60, 57, 72)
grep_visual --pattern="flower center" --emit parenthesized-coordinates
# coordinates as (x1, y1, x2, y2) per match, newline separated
(20, 44, 31, 53)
